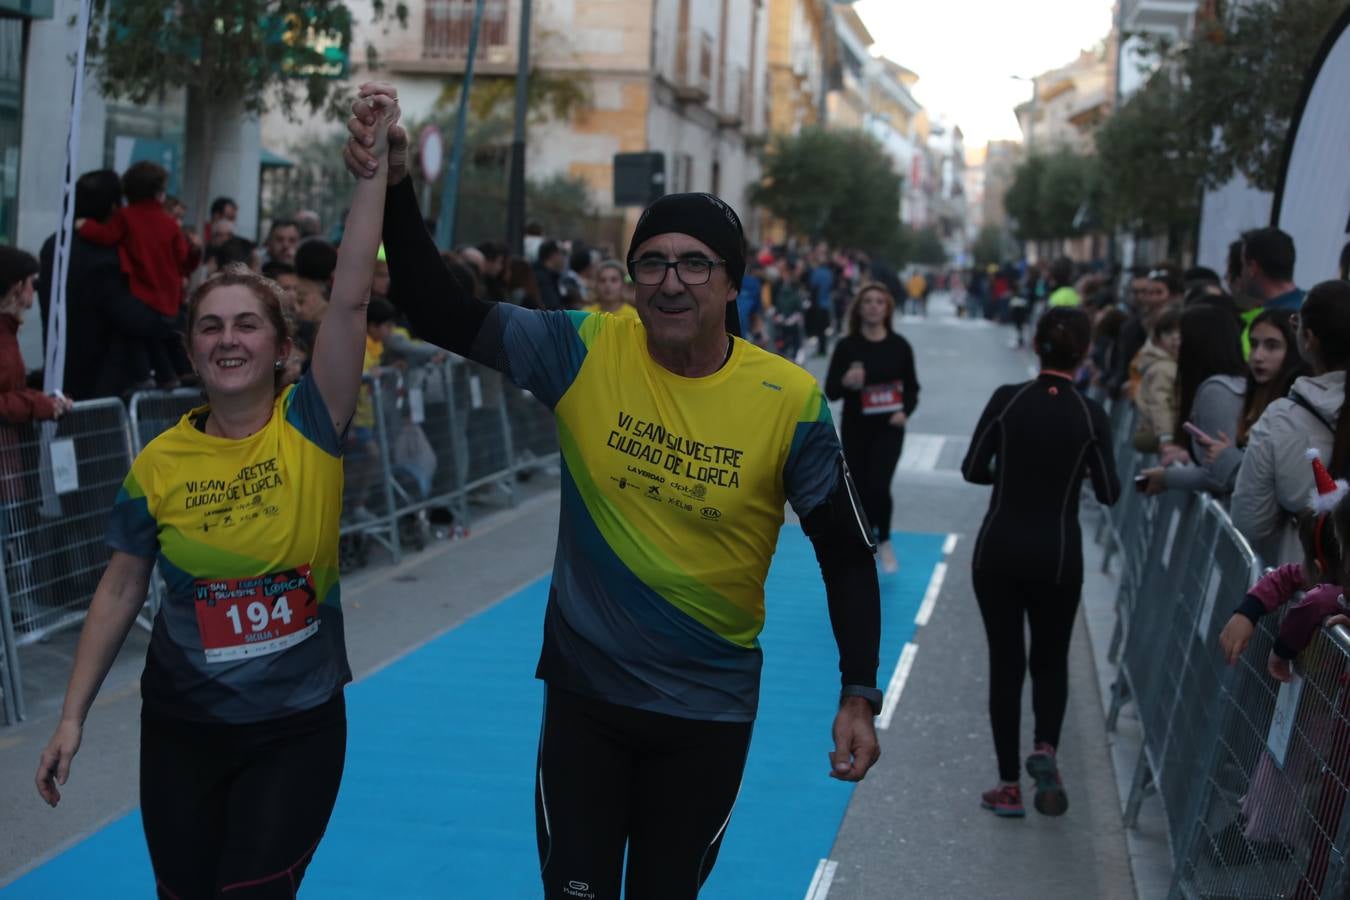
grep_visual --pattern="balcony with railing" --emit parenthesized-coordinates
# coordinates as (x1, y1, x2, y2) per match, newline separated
(422, 0, 511, 65)
(716, 66, 749, 129)
(669, 28, 714, 104)
(1120, 0, 1200, 40)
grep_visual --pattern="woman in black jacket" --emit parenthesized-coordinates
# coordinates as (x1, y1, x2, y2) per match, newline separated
(961, 306, 1120, 819)
(825, 282, 919, 573)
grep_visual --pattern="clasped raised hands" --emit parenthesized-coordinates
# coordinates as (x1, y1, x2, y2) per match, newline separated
(344, 82, 409, 184)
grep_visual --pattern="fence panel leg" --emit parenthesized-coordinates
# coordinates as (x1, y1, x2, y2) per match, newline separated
(1123, 744, 1154, 828)
(0, 556, 26, 723)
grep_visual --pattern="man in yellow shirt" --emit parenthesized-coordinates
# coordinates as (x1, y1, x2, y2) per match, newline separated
(347, 80, 882, 900)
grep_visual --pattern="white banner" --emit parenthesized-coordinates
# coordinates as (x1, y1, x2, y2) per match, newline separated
(1272, 8, 1350, 287)
(42, 0, 94, 397)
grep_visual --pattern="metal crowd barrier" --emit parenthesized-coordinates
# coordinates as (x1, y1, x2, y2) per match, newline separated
(0, 356, 560, 724)
(1094, 392, 1350, 898)
(0, 399, 134, 723)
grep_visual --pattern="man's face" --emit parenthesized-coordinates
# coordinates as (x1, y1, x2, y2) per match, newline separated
(1144, 280, 1170, 311)
(545, 252, 565, 273)
(214, 203, 237, 223)
(372, 261, 390, 299)
(1129, 277, 1151, 310)
(274, 273, 300, 316)
(267, 225, 300, 265)
(631, 232, 736, 353)
(483, 255, 504, 278)
(293, 278, 328, 323)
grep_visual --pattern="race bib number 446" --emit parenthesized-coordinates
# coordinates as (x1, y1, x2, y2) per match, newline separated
(194, 565, 319, 663)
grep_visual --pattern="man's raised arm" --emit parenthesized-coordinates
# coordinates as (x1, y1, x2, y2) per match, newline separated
(345, 82, 489, 358)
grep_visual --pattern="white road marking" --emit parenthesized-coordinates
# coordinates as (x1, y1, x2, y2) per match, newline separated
(898, 434, 945, 472)
(878, 643, 918, 730)
(805, 859, 839, 900)
(915, 562, 947, 627)
(942, 533, 959, 556)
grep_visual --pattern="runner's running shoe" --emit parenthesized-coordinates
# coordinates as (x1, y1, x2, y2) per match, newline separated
(980, 783, 1025, 818)
(1026, 743, 1069, 816)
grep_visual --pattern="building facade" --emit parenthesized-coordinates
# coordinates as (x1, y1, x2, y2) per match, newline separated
(277, 0, 772, 252)
(1014, 46, 1111, 155)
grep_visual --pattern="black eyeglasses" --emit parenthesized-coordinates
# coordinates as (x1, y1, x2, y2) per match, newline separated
(629, 257, 725, 286)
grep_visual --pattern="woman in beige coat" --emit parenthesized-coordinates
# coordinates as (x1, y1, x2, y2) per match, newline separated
(1130, 307, 1182, 454)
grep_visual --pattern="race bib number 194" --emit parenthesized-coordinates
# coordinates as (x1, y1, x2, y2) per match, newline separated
(194, 565, 319, 663)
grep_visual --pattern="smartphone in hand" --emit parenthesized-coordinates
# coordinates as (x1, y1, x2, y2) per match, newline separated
(1182, 421, 1213, 445)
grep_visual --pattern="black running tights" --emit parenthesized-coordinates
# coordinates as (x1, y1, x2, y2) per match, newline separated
(535, 687, 753, 900)
(140, 694, 347, 899)
(973, 572, 1081, 782)
(841, 419, 905, 544)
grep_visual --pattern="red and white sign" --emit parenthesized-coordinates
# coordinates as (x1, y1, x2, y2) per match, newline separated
(194, 566, 319, 663)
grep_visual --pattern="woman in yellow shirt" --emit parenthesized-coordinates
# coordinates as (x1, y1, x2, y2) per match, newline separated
(585, 259, 639, 319)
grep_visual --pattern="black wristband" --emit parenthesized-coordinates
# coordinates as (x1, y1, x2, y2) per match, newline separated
(1236, 595, 1266, 625)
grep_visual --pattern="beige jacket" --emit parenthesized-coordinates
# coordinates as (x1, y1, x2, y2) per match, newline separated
(1130, 340, 1178, 452)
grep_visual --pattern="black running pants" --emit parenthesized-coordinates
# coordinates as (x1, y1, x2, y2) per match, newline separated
(972, 572, 1080, 782)
(140, 693, 347, 899)
(535, 687, 753, 900)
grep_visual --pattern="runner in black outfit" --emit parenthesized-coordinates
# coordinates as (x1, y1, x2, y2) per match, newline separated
(825, 282, 919, 574)
(961, 306, 1120, 818)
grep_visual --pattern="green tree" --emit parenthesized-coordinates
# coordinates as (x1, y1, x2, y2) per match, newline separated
(86, 0, 407, 222)
(1003, 154, 1047, 241)
(1094, 70, 1206, 248)
(1138, 0, 1345, 191)
(905, 225, 948, 266)
(751, 128, 902, 252)
(1004, 149, 1097, 241)
(972, 224, 1008, 267)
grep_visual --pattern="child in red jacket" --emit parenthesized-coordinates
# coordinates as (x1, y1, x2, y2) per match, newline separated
(75, 161, 199, 387)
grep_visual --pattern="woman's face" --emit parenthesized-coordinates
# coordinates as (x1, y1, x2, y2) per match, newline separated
(1248, 321, 1287, 385)
(596, 266, 624, 304)
(190, 285, 287, 398)
(1158, 327, 1181, 358)
(3, 275, 35, 316)
(858, 290, 890, 327)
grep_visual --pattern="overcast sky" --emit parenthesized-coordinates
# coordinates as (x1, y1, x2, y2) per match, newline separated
(853, 0, 1115, 148)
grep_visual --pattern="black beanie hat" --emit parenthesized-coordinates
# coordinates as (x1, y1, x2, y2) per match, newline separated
(629, 192, 747, 337)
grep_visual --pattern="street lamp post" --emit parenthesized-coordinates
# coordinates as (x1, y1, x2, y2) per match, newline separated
(437, 0, 488, 251)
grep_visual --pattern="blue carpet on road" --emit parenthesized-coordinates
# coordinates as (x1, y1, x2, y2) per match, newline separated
(3, 529, 946, 899)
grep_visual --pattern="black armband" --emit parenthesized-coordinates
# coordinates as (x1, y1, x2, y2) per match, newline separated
(1236, 595, 1266, 625)
(803, 456, 881, 687)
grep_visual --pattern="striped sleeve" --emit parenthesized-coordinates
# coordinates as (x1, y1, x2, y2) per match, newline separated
(106, 468, 159, 559)
(783, 384, 841, 518)
(470, 305, 595, 408)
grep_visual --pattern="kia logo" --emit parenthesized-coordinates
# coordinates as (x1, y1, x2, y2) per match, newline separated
(701, 507, 721, 520)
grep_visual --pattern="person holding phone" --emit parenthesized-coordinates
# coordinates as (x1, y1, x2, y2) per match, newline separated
(1138, 303, 1247, 496)
(825, 282, 919, 573)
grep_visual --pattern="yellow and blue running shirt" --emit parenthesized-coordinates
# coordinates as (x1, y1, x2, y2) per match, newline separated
(107, 373, 352, 723)
(479, 306, 841, 721)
